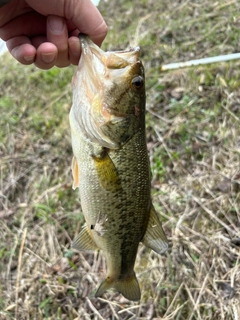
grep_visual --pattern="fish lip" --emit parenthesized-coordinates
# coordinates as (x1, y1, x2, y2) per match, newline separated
(78, 33, 140, 68)
(79, 33, 103, 57)
(79, 33, 140, 54)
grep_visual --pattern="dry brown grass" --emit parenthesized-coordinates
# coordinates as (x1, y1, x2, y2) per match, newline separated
(0, 0, 240, 319)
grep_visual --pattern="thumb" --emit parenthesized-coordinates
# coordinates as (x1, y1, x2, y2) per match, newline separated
(26, 0, 108, 45)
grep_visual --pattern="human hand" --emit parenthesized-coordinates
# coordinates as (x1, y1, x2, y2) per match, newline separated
(0, 0, 108, 69)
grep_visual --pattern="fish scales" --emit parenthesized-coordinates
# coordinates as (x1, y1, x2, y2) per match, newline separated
(73, 127, 150, 272)
(70, 35, 168, 301)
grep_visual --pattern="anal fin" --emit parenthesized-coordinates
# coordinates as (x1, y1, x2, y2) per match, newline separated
(142, 204, 168, 254)
(72, 225, 98, 251)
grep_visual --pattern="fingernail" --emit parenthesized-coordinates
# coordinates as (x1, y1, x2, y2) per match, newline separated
(41, 52, 55, 63)
(11, 46, 20, 59)
(24, 55, 35, 62)
(48, 16, 64, 34)
(69, 38, 81, 56)
(11, 46, 34, 63)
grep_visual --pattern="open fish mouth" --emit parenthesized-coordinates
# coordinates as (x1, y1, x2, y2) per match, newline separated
(79, 33, 140, 71)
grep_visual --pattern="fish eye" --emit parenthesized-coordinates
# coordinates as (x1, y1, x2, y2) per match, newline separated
(131, 76, 144, 90)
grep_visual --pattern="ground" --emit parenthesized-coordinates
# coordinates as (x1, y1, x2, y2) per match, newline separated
(0, 0, 239, 319)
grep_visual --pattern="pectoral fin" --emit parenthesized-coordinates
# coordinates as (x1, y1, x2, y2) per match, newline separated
(72, 225, 98, 251)
(142, 204, 168, 254)
(71, 156, 79, 190)
(93, 151, 121, 193)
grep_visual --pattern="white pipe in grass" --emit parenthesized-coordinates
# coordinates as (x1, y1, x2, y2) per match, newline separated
(161, 53, 240, 71)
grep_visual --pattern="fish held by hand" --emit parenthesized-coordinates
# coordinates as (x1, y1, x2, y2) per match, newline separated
(70, 34, 168, 301)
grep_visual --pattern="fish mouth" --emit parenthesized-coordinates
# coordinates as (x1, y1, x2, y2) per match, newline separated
(77, 34, 143, 109)
(79, 34, 140, 71)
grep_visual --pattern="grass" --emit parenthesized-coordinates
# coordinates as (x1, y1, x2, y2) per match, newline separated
(0, 0, 240, 319)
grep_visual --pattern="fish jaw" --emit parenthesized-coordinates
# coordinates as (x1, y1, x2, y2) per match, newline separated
(71, 34, 146, 149)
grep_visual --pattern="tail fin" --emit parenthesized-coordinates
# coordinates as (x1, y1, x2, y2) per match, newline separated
(95, 273, 141, 301)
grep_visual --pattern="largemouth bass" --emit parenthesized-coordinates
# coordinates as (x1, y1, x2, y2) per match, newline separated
(70, 35, 168, 301)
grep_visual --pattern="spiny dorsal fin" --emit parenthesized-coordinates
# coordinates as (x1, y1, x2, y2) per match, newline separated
(142, 204, 168, 254)
(72, 225, 98, 251)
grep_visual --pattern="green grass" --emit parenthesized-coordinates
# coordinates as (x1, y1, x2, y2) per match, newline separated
(0, 0, 240, 319)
